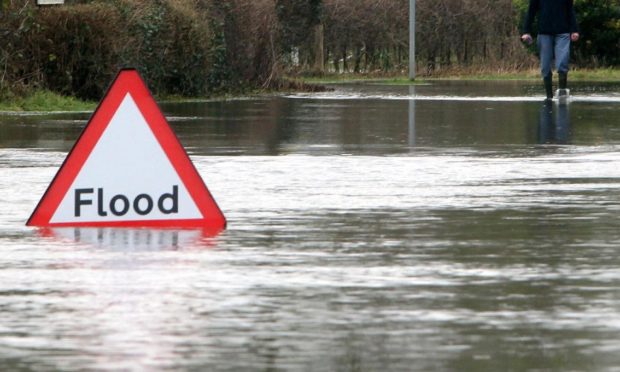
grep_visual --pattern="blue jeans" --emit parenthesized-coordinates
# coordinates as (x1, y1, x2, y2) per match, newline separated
(537, 34, 571, 77)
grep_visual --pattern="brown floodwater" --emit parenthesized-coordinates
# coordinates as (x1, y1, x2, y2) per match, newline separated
(1, 80, 620, 371)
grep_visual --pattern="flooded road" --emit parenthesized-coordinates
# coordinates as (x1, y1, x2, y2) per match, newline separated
(2, 80, 620, 370)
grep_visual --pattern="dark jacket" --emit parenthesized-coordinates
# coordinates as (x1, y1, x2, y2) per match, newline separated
(523, 0, 579, 35)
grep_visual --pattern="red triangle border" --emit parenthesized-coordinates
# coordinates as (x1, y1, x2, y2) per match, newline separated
(27, 69, 227, 230)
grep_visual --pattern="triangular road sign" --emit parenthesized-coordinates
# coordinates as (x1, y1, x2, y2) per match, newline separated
(27, 69, 226, 230)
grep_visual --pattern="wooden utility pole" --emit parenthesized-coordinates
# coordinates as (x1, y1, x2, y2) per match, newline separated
(409, 0, 416, 80)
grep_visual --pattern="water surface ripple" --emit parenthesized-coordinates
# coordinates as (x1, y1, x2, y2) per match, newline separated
(1, 81, 620, 371)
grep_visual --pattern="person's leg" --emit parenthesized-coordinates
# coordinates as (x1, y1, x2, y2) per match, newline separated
(538, 35, 554, 77)
(555, 34, 571, 89)
(538, 35, 554, 99)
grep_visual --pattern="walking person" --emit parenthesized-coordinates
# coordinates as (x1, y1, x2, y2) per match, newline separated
(521, 0, 580, 100)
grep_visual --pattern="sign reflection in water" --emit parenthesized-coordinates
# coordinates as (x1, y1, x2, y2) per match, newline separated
(39, 227, 220, 250)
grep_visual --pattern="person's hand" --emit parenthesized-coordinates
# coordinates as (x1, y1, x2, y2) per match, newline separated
(571, 33, 580, 42)
(521, 34, 533, 45)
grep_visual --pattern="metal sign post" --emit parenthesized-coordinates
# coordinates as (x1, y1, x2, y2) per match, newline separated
(409, 0, 416, 80)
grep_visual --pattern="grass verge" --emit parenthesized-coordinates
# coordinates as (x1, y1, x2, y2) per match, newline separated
(0, 90, 96, 112)
(2, 68, 618, 112)
(292, 68, 620, 84)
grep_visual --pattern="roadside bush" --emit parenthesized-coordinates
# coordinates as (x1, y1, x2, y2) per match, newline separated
(1, 1, 41, 98)
(34, 3, 124, 100)
(116, 0, 213, 96)
(1, 1, 126, 100)
(0, 0, 216, 99)
(0, 0, 280, 99)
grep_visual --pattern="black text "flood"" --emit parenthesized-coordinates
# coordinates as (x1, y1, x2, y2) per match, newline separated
(74, 186, 179, 217)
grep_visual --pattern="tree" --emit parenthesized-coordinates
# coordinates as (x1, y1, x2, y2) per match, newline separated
(573, 0, 620, 65)
(276, 0, 324, 72)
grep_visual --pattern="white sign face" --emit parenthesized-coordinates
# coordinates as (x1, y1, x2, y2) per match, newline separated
(50, 94, 202, 224)
(37, 0, 65, 5)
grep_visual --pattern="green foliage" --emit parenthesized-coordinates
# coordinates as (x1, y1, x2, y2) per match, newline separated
(117, 1, 212, 96)
(0, 1, 125, 100)
(206, 28, 234, 93)
(0, 0, 281, 102)
(133, 4, 167, 92)
(573, 0, 620, 65)
(0, 1, 38, 95)
(36, 3, 124, 100)
(276, 0, 323, 53)
(6, 0, 617, 102)
(206, 0, 281, 89)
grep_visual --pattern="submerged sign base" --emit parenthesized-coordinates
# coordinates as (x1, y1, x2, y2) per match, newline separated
(27, 69, 226, 230)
